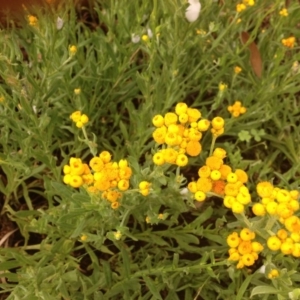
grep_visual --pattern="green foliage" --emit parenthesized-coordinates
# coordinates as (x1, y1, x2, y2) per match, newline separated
(0, 0, 300, 299)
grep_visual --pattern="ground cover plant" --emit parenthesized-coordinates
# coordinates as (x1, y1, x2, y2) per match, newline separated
(0, 0, 300, 299)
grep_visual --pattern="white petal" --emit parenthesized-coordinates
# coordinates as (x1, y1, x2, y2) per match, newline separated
(180, 188, 189, 195)
(185, 0, 201, 22)
(131, 34, 140, 44)
(56, 17, 64, 30)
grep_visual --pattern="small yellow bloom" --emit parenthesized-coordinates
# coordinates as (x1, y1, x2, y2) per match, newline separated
(240, 228, 255, 241)
(198, 166, 211, 178)
(236, 4, 246, 13)
(227, 232, 240, 248)
(210, 170, 221, 181)
(139, 181, 150, 190)
(227, 173, 238, 184)
(28, 15, 38, 26)
(176, 153, 188, 167)
(152, 115, 164, 127)
(256, 181, 274, 198)
(164, 112, 178, 126)
(99, 151, 112, 163)
(69, 45, 77, 55)
(0, 96, 5, 103)
(71, 175, 84, 188)
(232, 201, 244, 214)
(153, 152, 165, 166)
(279, 8, 288, 17)
(267, 269, 279, 279)
(158, 213, 164, 220)
(198, 119, 210, 131)
(196, 177, 212, 193)
(74, 88, 81, 95)
(252, 203, 266, 216)
(228, 101, 247, 117)
(80, 235, 88, 241)
(218, 82, 227, 92)
(206, 156, 223, 170)
(194, 190, 206, 202)
(186, 141, 201, 156)
(243, 0, 255, 6)
(140, 189, 150, 196)
(113, 231, 122, 240)
(267, 236, 282, 251)
(142, 35, 149, 42)
(212, 148, 226, 160)
(175, 102, 188, 115)
(196, 29, 206, 36)
(234, 66, 242, 74)
(117, 179, 130, 191)
(211, 117, 225, 130)
(111, 202, 120, 209)
(282, 37, 296, 49)
(241, 253, 255, 266)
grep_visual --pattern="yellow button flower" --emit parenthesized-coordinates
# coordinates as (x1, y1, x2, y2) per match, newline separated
(152, 115, 164, 127)
(194, 191, 206, 202)
(267, 236, 282, 251)
(282, 37, 296, 48)
(175, 102, 188, 115)
(69, 45, 77, 55)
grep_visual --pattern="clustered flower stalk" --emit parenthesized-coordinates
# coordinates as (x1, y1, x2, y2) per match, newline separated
(63, 103, 300, 270)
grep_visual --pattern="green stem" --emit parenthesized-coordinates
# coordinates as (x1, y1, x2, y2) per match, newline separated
(81, 126, 97, 156)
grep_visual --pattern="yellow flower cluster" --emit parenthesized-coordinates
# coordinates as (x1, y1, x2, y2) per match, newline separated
(236, 0, 255, 12)
(267, 227, 300, 257)
(188, 148, 229, 202)
(70, 111, 89, 128)
(63, 157, 91, 188)
(152, 103, 210, 167)
(227, 228, 263, 269)
(63, 151, 132, 209)
(252, 182, 299, 220)
(223, 172, 250, 214)
(279, 8, 288, 17)
(139, 181, 151, 196)
(227, 101, 247, 118)
(28, 15, 38, 26)
(282, 37, 296, 49)
(251, 182, 300, 256)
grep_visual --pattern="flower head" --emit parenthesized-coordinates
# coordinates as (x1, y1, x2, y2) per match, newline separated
(234, 66, 242, 74)
(282, 37, 296, 49)
(69, 45, 77, 56)
(28, 15, 38, 26)
(74, 88, 81, 95)
(279, 8, 288, 17)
